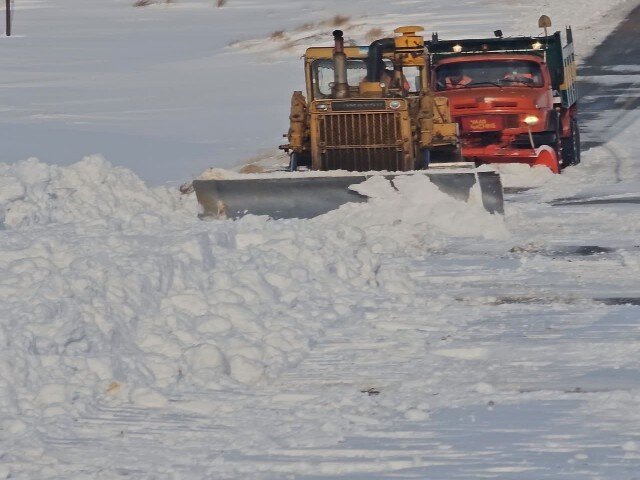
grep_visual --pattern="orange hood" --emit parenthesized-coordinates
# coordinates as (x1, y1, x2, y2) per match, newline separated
(438, 86, 552, 115)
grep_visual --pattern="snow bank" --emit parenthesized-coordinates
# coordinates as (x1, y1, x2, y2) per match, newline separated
(0, 155, 192, 229)
(0, 157, 505, 427)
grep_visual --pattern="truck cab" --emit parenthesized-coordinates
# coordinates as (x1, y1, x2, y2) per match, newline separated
(427, 18, 579, 172)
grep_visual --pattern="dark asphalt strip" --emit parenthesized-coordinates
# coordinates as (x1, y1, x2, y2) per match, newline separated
(578, 3, 640, 150)
(552, 196, 640, 205)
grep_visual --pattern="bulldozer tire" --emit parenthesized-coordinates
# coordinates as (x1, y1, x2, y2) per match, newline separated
(289, 152, 311, 171)
(289, 153, 299, 172)
(561, 117, 581, 168)
(428, 147, 464, 166)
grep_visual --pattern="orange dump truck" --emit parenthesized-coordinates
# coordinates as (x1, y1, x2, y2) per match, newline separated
(426, 16, 579, 172)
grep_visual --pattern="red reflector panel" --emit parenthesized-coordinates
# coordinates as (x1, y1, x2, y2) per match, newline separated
(462, 115, 503, 132)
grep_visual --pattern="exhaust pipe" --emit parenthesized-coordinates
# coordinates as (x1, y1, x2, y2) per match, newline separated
(332, 30, 349, 99)
(366, 38, 395, 82)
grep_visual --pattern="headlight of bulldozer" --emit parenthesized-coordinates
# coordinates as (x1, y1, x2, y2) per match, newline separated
(389, 100, 401, 110)
(316, 103, 328, 111)
(523, 115, 539, 126)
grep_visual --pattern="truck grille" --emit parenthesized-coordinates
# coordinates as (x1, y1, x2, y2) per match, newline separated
(457, 114, 521, 131)
(318, 112, 405, 171)
(502, 114, 521, 129)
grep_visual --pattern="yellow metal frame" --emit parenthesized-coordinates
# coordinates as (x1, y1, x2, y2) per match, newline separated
(283, 27, 459, 171)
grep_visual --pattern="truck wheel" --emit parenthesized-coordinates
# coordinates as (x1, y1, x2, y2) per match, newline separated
(561, 118, 581, 168)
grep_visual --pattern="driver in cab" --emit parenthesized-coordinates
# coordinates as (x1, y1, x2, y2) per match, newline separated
(445, 67, 472, 89)
(381, 66, 411, 92)
(502, 69, 537, 85)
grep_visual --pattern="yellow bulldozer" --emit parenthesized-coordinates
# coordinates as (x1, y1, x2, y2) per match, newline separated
(194, 27, 503, 219)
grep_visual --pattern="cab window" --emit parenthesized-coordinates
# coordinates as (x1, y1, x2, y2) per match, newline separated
(312, 58, 394, 98)
(402, 66, 422, 93)
(435, 60, 544, 90)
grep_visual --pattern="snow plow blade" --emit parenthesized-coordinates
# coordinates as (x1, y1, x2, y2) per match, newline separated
(193, 171, 503, 220)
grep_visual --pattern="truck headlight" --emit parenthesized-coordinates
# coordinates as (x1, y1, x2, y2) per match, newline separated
(389, 100, 401, 110)
(523, 115, 539, 126)
(453, 44, 463, 53)
(532, 41, 543, 50)
(316, 103, 328, 111)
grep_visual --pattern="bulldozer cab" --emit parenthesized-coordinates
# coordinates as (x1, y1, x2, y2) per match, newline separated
(282, 27, 459, 172)
(304, 49, 425, 100)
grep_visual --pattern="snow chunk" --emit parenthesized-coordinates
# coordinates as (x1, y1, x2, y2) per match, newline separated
(34, 384, 67, 407)
(229, 355, 265, 385)
(433, 348, 490, 360)
(131, 388, 169, 408)
(184, 344, 229, 377)
(404, 408, 429, 421)
(473, 382, 496, 394)
(340, 173, 507, 240)
(2, 419, 26, 435)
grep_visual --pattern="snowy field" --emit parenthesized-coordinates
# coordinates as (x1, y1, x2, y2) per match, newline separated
(2, 0, 640, 478)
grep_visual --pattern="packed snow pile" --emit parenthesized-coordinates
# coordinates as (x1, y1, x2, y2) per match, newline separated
(344, 173, 506, 239)
(0, 157, 504, 425)
(0, 156, 191, 229)
(3, 148, 640, 477)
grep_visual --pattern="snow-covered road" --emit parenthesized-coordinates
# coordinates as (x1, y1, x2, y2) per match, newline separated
(1, 0, 640, 478)
(3, 147, 639, 478)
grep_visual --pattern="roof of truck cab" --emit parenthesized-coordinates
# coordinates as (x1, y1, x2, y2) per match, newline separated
(426, 33, 561, 53)
(433, 53, 546, 66)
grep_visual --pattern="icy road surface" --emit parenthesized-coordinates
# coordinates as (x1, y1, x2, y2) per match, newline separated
(2, 0, 640, 478)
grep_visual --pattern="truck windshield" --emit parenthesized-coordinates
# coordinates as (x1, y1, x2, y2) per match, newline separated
(435, 60, 543, 90)
(313, 58, 397, 97)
